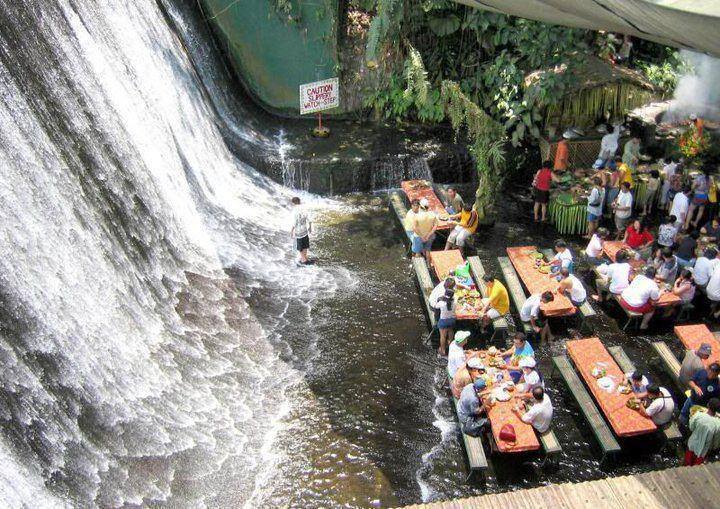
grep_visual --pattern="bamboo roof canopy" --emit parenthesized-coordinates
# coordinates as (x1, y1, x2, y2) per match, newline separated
(525, 57, 659, 130)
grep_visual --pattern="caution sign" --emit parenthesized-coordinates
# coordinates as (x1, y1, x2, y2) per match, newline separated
(299, 78, 339, 115)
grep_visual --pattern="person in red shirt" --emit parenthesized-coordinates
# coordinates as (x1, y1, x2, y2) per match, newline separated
(622, 218, 654, 258)
(532, 160, 556, 223)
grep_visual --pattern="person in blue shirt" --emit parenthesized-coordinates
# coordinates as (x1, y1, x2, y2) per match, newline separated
(501, 332, 535, 383)
(680, 363, 720, 425)
(457, 378, 491, 436)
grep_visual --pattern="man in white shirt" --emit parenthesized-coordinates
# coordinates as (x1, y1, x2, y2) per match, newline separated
(429, 277, 456, 325)
(620, 266, 661, 329)
(613, 182, 633, 234)
(670, 186, 692, 229)
(595, 249, 631, 301)
(520, 291, 555, 343)
(707, 263, 720, 319)
(593, 124, 620, 169)
(637, 384, 675, 426)
(660, 158, 678, 207)
(447, 330, 471, 378)
(585, 228, 608, 266)
(513, 387, 553, 433)
(694, 248, 719, 289)
(290, 196, 312, 264)
(586, 177, 605, 236)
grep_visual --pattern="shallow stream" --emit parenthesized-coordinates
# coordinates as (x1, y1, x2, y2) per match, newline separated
(240, 191, 687, 507)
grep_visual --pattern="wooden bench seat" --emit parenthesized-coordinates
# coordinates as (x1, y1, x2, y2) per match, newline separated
(388, 191, 413, 245)
(608, 345, 682, 443)
(412, 257, 437, 331)
(467, 256, 508, 342)
(652, 341, 682, 385)
(447, 367, 488, 478)
(611, 294, 642, 331)
(497, 256, 534, 336)
(552, 355, 621, 461)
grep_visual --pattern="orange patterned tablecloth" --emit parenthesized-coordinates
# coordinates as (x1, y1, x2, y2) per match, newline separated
(400, 180, 452, 230)
(428, 250, 482, 320)
(600, 241, 681, 308)
(475, 351, 540, 453)
(506, 246, 575, 316)
(675, 324, 720, 367)
(566, 338, 656, 437)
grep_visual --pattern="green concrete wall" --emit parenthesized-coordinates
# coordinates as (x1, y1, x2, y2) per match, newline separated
(200, 0, 340, 115)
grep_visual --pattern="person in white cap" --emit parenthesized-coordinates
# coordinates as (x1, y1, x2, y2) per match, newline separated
(448, 331, 471, 377)
(409, 197, 438, 259)
(516, 357, 543, 399)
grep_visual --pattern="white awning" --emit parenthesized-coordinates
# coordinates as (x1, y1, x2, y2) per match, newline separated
(456, 0, 720, 57)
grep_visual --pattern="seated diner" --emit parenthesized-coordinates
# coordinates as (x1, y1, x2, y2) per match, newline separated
(619, 266, 661, 330)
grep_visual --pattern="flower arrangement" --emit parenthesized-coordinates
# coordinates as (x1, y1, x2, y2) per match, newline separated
(678, 124, 710, 159)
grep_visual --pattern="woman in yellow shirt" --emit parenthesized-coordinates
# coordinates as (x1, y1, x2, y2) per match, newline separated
(480, 274, 509, 330)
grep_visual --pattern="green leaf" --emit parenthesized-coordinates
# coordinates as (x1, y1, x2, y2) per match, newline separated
(428, 15, 461, 36)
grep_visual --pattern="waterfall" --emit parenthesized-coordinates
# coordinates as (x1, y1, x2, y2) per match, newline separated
(0, 0, 344, 506)
(370, 156, 432, 191)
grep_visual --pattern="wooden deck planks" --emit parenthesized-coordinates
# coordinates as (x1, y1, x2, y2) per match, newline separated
(403, 463, 720, 509)
(552, 355, 621, 455)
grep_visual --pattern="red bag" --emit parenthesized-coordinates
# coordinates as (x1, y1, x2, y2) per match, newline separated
(499, 423, 517, 445)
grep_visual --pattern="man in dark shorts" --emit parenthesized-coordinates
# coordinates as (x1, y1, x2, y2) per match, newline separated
(290, 196, 312, 265)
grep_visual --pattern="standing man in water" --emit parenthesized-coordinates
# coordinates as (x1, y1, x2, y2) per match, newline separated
(410, 198, 438, 259)
(290, 196, 312, 265)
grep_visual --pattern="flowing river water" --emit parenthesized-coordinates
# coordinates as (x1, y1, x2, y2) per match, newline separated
(0, 0, 691, 507)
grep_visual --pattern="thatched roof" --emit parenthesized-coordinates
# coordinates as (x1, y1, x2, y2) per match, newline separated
(524, 56, 656, 95)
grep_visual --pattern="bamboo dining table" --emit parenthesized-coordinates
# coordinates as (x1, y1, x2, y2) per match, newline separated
(599, 241, 681, 308)
(506, 246, 575, 316)
(428, 249, 483, 320)
(566, 338, 657, 437)
(675, 324, 720, 367)
(474, 350, 540, 453)
(400, 180, 453, 230)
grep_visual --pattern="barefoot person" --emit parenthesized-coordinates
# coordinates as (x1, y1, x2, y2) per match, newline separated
(480, 275, 509, 331)
(410, 198, 438, 259)
(619, 266, 661, 330)
(290, 196, 312, 265)
(532, 161, 555, 222)
(434, 287, 456, 356)
(445, 203, 478, 254)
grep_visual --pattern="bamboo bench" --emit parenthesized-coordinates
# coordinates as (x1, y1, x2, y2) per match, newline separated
(612, 294, 643, 331)
(552, 355, 621, 463)
(497, 256, 534, 336)
(412, 257, 437, 331)
(607, 345, 682, 443)
(448, 367, 488, 480)
(467, 256, 508, 343)
(388, 191, 413, 246)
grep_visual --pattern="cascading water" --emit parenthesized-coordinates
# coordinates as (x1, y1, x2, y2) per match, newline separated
(0, 0, 351, 506)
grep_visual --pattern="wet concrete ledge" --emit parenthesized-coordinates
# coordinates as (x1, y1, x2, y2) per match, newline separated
(401, 462, 719, 508)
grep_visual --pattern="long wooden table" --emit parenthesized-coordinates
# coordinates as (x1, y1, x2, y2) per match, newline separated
(566, 338, 657, 437)
(428, 250, 483, 320)
(675, 324, 720, 367)
(597, 241, 681, 308)
(400, 180, 453, 230)
(506, 246, 575, 316)
(474, 351, 540, 453)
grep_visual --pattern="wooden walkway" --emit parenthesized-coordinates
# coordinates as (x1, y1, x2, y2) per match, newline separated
(401, 463, 720, 508)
